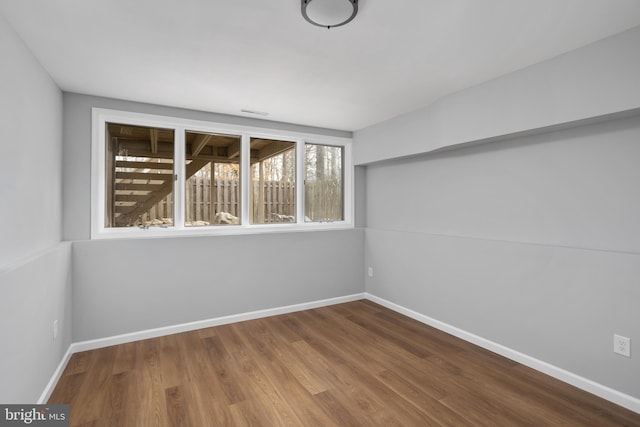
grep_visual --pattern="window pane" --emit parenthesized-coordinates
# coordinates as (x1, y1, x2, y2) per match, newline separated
(106, 123, 175, 228)
(185, 131, 241, 226)
(305, 144, 343, 222)
(250, 138, 296, 224)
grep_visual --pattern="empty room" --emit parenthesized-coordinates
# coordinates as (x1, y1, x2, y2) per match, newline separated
(1, 1, 640, 425)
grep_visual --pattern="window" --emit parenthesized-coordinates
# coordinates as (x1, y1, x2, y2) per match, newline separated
(185, 131, 241, 227)
(105, 123, 175, 228)
(92, 109, 353, 238)
(305, 143, 343, 222)
(250, 138, 296, 224)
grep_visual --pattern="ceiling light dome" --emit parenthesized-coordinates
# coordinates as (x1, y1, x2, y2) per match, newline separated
(301, 0, 358, 29)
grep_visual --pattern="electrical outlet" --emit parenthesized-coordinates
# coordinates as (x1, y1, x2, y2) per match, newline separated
(53, 320, 58, 340)
(367, 267, 374, 277)
(613, 334, 630, 357)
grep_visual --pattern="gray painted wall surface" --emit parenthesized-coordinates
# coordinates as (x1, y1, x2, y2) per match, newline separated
(0, 244, 72, 403)
(0, 15, 71, 403)
(354, 25, 640, 165)
(73, 229, 364, 341)
(367, 115, 640, 254)
(0, 13, 62, 268)
(354, 166, 367, 227)
(365, 114, 640, 398)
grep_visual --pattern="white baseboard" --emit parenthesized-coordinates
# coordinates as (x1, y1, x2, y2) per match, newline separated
(365, 293, 640, 415)
(70, 293, 366, 353)
(39, 293, 366, 401)
(38, 345, 73, 404)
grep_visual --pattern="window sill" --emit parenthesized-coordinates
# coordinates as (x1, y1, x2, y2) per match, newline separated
(91, 221, 355, 240)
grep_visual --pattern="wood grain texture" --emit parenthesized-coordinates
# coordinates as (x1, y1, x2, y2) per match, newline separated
(49, 300, 640, 426)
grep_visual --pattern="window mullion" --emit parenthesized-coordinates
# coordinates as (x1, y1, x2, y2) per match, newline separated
(174, 127, 186, 229)
(93, 113, 106, 237)
(296, 139, 305, 224)
(240, 134, 251, 227)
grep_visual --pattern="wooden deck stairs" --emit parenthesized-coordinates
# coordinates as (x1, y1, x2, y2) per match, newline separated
(113, 158, 208, 226)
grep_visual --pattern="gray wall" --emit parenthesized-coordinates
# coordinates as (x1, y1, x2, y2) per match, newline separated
(73, 230, 364, 341)
(63, 93, 364, 342)
(0, 14, 62, 267)
(364, 114, 640, 399)
(0, 244, 72, 403)
(0, 14, 71, 403)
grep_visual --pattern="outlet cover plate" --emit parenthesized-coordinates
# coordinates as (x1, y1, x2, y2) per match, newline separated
(613, 334, 631, 357)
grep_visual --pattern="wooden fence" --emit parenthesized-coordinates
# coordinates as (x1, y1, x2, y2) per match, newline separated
(141, 177, 341, 224)
(305, 179, 343, 222)
(252, 181, 295, 223)
(186, 176, 240, 222)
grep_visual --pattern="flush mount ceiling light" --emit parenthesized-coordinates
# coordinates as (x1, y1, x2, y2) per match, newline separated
(301, 0, 358, 29)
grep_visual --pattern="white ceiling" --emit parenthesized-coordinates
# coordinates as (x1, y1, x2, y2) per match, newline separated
(2, 0, 640, 131)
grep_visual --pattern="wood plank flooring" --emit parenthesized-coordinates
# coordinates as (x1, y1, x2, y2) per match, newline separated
(49, 300, 640, 426)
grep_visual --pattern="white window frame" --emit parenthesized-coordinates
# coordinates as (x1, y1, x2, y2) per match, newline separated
(91, 108, 353, 239)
